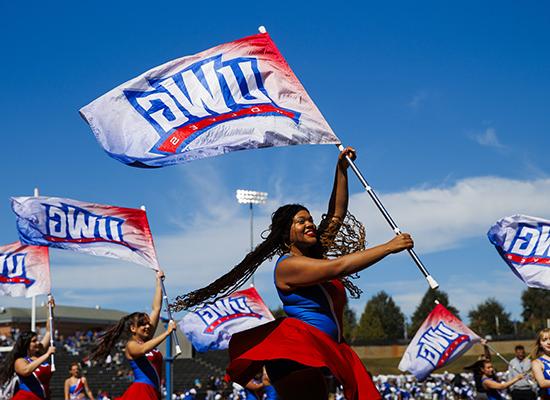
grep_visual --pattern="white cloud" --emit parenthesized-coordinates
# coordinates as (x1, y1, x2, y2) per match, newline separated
(8, 175, 549, 317)
(472, 127, 506, 150)
(347, 176, 550, 253)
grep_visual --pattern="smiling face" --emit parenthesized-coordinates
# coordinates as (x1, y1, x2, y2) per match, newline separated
(289, 209, 317, 252)
(540, 332, 550, 355)
(130, 314, 152, 341)
(27, 334, 40, 356)
(481, 361, 495, 376)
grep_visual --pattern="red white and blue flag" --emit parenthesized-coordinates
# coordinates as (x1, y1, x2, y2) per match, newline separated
(11, 196, 159, 270)
(179, 287, 274, 352)
(0, 242, 50, 298)
(488, 214, 550, 290)
(80, 31, 339, 168)
(399, 304, 480, 380)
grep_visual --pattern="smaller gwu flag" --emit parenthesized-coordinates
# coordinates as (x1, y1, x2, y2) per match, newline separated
(180, 287, 274, 352)
(399, 304, 480, 380)
(80, 31, 339, 168)
(488, 215, 550, 290)
(11, 196, 159, 270)
(0, 242, 50, 298)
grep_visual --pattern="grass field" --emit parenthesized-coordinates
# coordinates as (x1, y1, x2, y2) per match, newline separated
(363, 354, 514, 375)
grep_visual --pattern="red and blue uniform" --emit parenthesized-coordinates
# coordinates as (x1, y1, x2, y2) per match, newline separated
(227, 255, 380, 400)
(116, 349, 162, 400)
(68, 378, 84, 399)
(14, 358, 52, 400)
(538, 357, 550, 399)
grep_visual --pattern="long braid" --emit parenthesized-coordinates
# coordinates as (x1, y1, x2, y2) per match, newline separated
(170, 204, 367, 311)
(89, 312, 145, 361)
(170, 205, 306, 312)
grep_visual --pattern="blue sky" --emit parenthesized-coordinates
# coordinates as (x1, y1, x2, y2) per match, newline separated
(1, 1, 549, 326)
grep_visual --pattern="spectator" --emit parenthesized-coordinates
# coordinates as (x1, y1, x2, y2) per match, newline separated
(508, 345, 535, 400)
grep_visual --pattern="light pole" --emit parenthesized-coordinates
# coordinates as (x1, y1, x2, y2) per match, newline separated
(236, 189, 268, 286)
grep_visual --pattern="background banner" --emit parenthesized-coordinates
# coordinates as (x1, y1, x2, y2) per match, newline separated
(180, 287, 274, 352)
(0, 242, 50, 298)
(12, 196, 159, 270)
(399, 304, 481, 380)
(488, 214, 550, 290)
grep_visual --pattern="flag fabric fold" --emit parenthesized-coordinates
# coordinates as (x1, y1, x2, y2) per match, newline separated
(179, 287, 274, 352)
(399, 304, 480, 380)
(11, 196, 159, 270)
(488, 214, 550, 290)
(0, 242, 50, 298)
(80, 32, 340, 168)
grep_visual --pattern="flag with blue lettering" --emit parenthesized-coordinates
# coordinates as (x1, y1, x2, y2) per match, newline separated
(488, 214, 550, 290)
(0, 242, 50, 298)
(80, 31, 340, 168)
(11, 196, 160, 270)
(398, 304, 480, 380)
(179, 287, 274, 352)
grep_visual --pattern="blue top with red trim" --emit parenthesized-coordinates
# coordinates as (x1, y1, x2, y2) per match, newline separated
(275, 255, 346, 342)
(538, 357, 550, 396)
(68, 377, 84, 399)
(18, 357, 52, 399)
(128, 348, 163, 389)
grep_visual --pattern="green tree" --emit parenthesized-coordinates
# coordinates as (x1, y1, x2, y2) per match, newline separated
(468, 298, 514, 336)
(521, 288, 550, 333)
(342, 303, 358, 343)
(408, 289, 459, 337)
(355, 291, 404, 342)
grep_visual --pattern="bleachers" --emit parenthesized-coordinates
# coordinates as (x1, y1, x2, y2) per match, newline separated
(48, 348, 232, 398)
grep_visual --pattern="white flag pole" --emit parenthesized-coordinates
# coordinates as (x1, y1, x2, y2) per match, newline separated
(31, 187, 40, 332)
(337, 144, 439, 289)
(140, 205, 182, 357)
(47, 294, 55, 371)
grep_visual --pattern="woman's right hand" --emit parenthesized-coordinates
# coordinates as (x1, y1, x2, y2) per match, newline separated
(166, 320, 177, 333)
(386, 233, 414, 254)
(46, 346, 56, 356)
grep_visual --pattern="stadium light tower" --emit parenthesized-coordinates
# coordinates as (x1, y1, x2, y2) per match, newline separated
(236, 189, 268, 286)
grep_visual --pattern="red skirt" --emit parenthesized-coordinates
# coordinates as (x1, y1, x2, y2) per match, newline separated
(115, 382, 159, 400)
(12, 391, 45, 400)
(227, 318, 381, 400)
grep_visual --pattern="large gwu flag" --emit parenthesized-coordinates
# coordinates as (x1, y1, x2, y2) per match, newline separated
(80, 31, 339, 168)
(11, 196, 159, 270)
(399, 304, 480, 380)
(0, 242, 50, 297)
(180, 287, 274, 352)
(488, 214, 550, 290)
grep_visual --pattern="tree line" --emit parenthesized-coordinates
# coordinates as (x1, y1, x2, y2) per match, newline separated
(272, 287, 550, 345)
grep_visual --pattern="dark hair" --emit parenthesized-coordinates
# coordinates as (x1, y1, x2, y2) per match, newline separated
(515, 345, 525, 351)
(0, 331, 37, 385)
(465, 359, 495, 391)
(90, 312, 149, 361)
(170, 204, 365, 311)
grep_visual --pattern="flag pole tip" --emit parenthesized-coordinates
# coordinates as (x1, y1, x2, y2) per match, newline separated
(33, 188, 39, 197)
(336, 143, 345, 151)
(258, 26, 267, 33)
(426, 275, 439, 290)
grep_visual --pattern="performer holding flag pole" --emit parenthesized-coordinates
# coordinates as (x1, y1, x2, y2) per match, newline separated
(140, 205, 182, 357)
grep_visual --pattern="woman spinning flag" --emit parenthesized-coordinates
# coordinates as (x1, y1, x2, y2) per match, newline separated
(171, 147, 414, 400)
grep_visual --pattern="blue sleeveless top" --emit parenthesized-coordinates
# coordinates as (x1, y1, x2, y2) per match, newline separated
(129, 349, 162, 389)
(538, 357, 550, 396)
(275, 255, 346, 342)
(264, 384, 280, 399)
(481, 378, 503, 400)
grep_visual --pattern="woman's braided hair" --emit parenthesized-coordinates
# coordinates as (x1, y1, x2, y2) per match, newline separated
(89, 312, 149, 361)
(170, 204, 366, 312)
